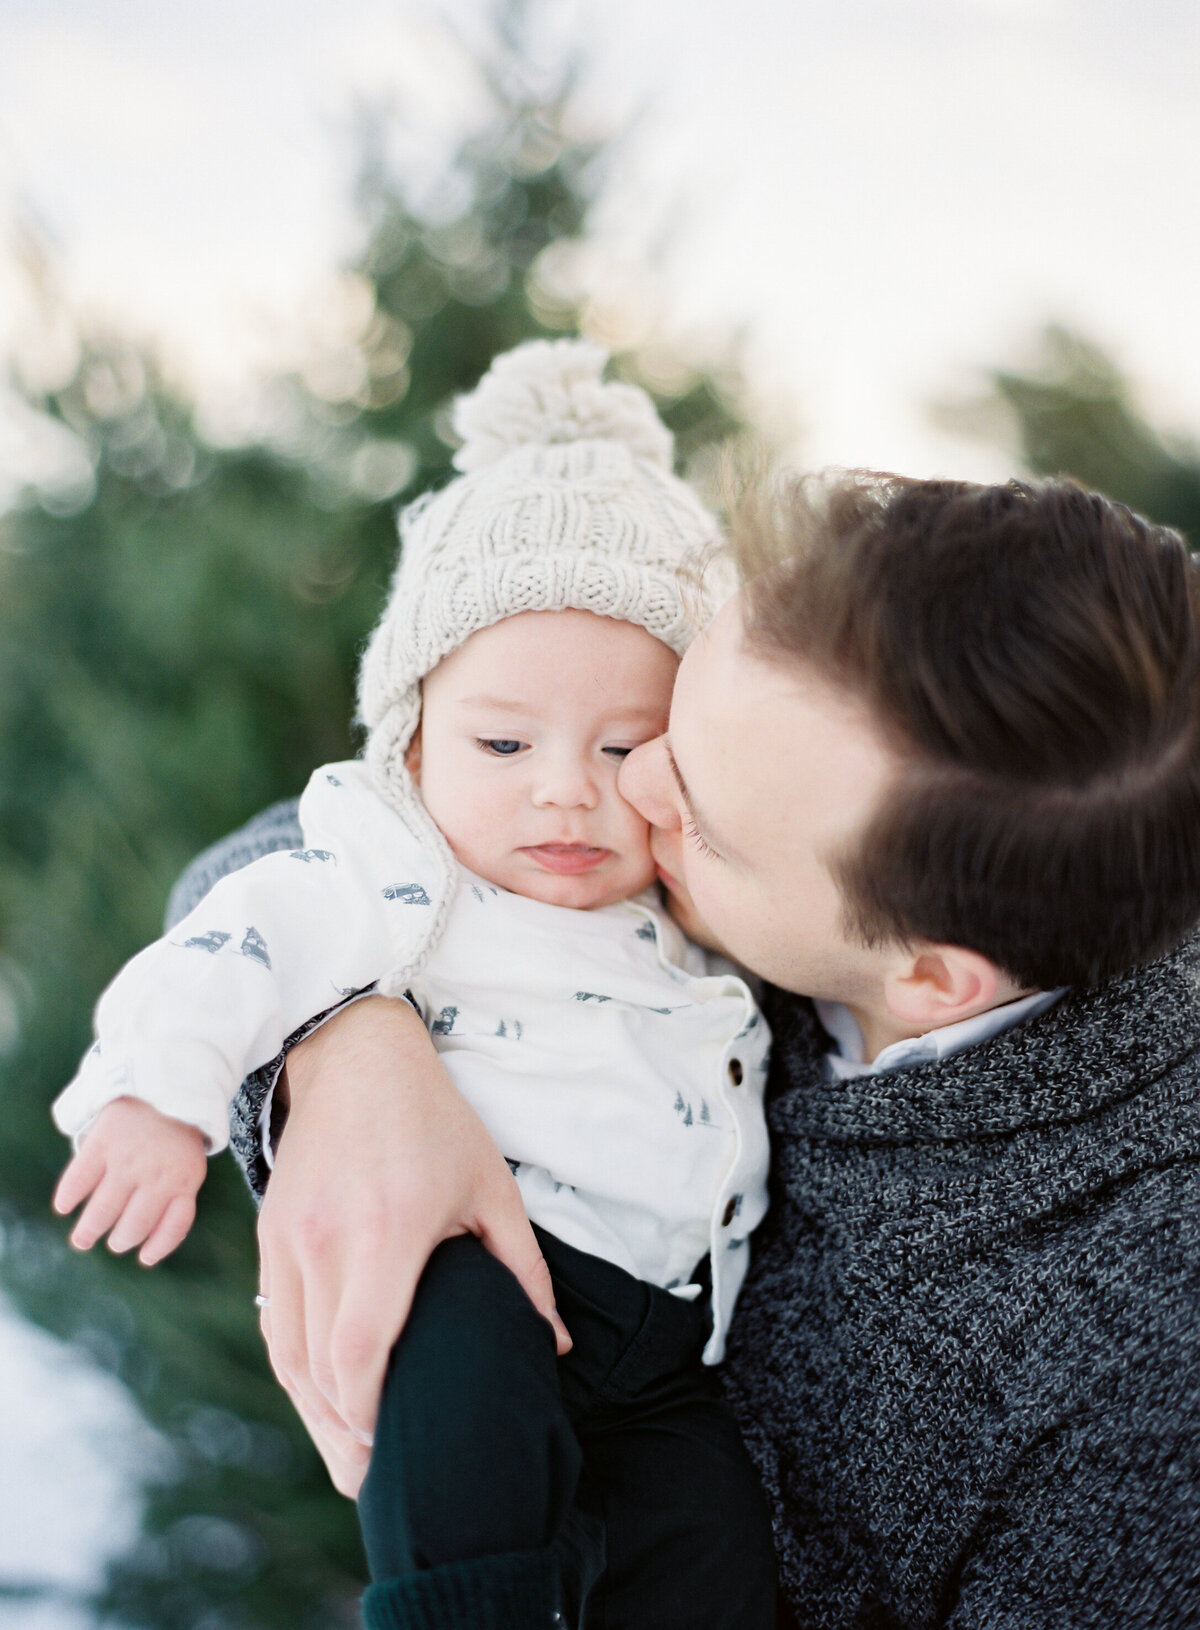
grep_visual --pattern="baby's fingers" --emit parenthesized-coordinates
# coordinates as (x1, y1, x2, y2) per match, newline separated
(68, 1173, 134, 1252)
(137, 1195, 198, 1266)
(107, 1186, 179, 1256)
(52, 1145, 106, 1218)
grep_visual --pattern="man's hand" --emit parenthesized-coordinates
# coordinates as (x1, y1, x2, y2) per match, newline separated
(256, 995, 569, 1459)
(52, 1098, 208, 1266)
(291, 1391, 372, 1500)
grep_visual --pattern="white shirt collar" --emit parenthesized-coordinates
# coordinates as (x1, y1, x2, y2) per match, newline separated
(814, 988, 1067, 1079)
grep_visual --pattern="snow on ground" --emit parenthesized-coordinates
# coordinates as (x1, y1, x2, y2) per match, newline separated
(0, 1294, 148, 1629)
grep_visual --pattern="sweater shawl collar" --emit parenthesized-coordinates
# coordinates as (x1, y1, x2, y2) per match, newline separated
(763, 930, 1200, 1144)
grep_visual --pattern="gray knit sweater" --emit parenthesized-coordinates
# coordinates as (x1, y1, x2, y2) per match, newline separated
(722, 938, 1200, 1628)
(184, 809, 1200, 1627)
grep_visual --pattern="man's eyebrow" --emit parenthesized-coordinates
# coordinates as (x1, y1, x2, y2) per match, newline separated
(665, 741, 738, 859)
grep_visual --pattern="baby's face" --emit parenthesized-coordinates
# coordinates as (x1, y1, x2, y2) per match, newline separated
(411, 609, 678, 909)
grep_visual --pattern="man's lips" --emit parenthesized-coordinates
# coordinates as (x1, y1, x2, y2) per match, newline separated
(521, 843, 612, 875)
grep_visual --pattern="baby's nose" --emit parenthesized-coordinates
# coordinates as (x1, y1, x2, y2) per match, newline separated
(532, 756, 601, 809)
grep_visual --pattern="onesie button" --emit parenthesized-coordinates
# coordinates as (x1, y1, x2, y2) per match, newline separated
(721, 1196, 739, 1227)
(727, 1057, 744, 1086)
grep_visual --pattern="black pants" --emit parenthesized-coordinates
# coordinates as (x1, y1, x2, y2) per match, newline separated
(357, 1228, 778, 1630)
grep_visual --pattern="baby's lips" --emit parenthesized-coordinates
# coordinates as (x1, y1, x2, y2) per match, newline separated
(520, 843, 612, 875)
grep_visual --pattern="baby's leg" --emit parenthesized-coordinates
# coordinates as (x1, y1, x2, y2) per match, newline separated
(578, 1356, 778, 1630)
(358, 1234, 601, 1628)
(524, 1229, 778, 1630)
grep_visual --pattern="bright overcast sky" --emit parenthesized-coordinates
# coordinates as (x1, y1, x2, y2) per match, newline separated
(2, 0, 1199, 481)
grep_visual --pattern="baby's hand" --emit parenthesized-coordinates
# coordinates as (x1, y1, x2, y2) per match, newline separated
(52, 1098, 208, 1266)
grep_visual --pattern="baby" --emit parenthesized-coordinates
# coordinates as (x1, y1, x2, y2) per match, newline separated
(52, 341, 776, 1629)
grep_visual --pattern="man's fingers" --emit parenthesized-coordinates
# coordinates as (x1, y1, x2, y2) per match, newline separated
(475, 1191, 571, 1355)
(290, 1389, 370, 1499)
(327, 1263, 425, 1447)
(137, 1195, 197, 1266)
(258, 1218, 348, 1440)
(260, 1258, 309, 1403)
(256, 1218, 305, 1393)
(297, 1212, 359, 1424)
(327, 1331, 388, 1450)
(548, 1306, 573, 1355)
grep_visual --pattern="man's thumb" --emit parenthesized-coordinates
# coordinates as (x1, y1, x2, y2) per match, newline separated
(474, 1200, 572, 1355)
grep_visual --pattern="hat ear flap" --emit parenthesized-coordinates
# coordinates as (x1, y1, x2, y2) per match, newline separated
(364, 689, 420, 799)
(405, 728, 422, 785)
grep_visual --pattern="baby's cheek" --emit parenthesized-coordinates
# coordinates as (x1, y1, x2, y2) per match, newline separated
(609, 812, 653, 892)
(626, 851, 659, 896)
(626, 810, 657, 858)
(435, 817, 500, 880)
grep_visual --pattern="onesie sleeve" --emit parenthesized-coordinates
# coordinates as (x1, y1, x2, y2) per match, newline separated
(52, 762, 440, 1156)
(161, 797, 369, 1197)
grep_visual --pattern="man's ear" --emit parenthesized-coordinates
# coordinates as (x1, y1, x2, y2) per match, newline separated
(882, 944, 1025, 1032)
(405, 731, 422, 784)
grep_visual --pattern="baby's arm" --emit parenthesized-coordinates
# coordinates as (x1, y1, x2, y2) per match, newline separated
(54, 763, 424, 1147)
(52, 764, 422, 1268)
(52, 1097, 207, 1265)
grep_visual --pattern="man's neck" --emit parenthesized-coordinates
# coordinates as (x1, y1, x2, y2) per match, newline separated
(847, 978, 1043, 1066)
(850, 1007, 920, 1067)
(843, 994, 1023, 1067)
(823, 988, 1066, 1074)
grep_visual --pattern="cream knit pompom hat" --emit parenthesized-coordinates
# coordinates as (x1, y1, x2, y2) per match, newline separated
(358, 338, 719, 847)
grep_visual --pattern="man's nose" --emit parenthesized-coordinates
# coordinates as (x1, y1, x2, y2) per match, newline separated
(618, 737, 681, 830)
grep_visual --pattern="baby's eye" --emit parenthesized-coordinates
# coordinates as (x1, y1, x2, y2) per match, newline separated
(477, 738, 526, 757)
(602, 746, 635, 760)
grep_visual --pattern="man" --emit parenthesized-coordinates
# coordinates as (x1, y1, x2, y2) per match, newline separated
(230, 472, 1200, 1625)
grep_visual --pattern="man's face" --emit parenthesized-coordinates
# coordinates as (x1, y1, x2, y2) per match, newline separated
(619, 593, 901, 998)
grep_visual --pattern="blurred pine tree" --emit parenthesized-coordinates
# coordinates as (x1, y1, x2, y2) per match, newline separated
(944, 325, 1200, 545)
(0, 6, 753, 1626)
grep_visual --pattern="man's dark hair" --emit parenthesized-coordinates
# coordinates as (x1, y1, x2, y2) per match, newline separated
(734, 471, 1200, 988)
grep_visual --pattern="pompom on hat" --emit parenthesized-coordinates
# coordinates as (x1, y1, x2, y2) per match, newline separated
(356, 339, 720, 970)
